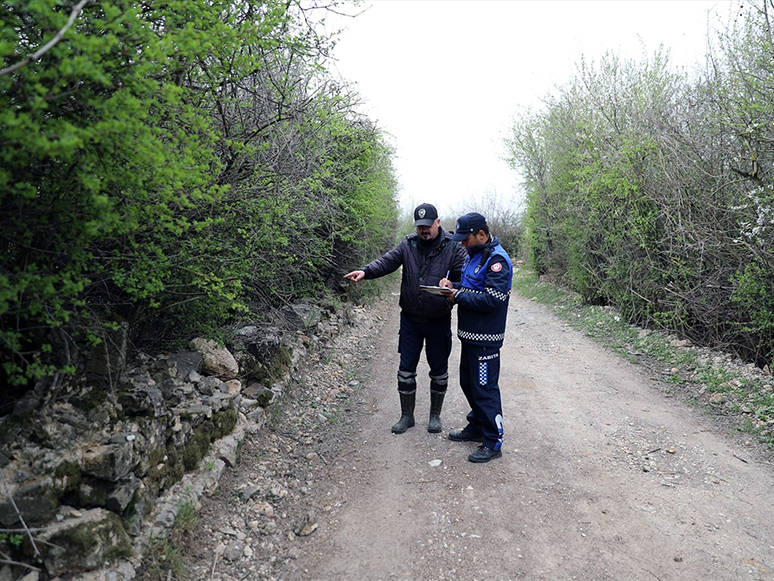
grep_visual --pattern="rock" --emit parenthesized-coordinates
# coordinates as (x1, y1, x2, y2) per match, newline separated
(293, 512, 318, 536)
(206, 392, 234, 412)
(253, 502, 274, 517)
(105, 476, 141, 512)
(245, 407, 266, 426)
(0, 472, 59, 527)
(171, 350, 203, 380)
(80, 441, 137, 481)
(215, 433, 241, 468)
(245, 384, 275, 407)
(190, 338, 239, 380)
(183, 403, 212, 417)
(37, 508, 132, 576)
(117, 384, 166, 417)
(269, 484, 287, 500)
(0, 299, 357, 578)
(66, 560, 135, 581)
(122, 484, 154, 536)
(178, 382, 195, 396)
(239, 485, 261, 502)
(234, 325, 259, 337)
(236, 327, 280, 358)
(238, 397, 260, 413)
(198, 458, 225, 495)
(223, 540, 243, 561)
(224, 379, 242, 396)
(197, 375, 225, 396)
(281, 304, 322, 331)
(154, 503, 177, 528)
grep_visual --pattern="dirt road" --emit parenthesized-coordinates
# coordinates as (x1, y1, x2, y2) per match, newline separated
(281, 290, 774, 581)
(178, 285, 774, 581)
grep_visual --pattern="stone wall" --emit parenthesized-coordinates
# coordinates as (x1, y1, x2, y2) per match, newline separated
(0, 301, 352, 580)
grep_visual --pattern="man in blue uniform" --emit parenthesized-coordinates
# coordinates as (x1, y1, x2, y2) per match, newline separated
(440, 212, 513, 463)
(344, 203, 466, 434)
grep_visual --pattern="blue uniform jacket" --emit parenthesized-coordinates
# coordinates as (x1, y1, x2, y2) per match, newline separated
(454, 236, 513, 347)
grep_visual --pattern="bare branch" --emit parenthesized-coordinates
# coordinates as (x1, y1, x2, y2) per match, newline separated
(0, 469, 40, 557)
(0, 0, 92, 77)
(0, 558, 41, 572)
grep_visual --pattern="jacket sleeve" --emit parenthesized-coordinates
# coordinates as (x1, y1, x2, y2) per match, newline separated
(450, 243, 466, 282)
(362, 240, 406, 279)
(455, 258, 511, 312)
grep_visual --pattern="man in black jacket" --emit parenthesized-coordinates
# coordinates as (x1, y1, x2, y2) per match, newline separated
(344, 203, 466, 434)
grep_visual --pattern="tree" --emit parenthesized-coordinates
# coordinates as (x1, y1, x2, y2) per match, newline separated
(503, 1, 774, 366)
(0, 0, 399, 391)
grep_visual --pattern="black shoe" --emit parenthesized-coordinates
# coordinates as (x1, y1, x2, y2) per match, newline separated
(468, 445, 502, 463)
(447, 426, 483, 442)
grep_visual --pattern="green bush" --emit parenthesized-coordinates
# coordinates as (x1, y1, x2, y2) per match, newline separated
(0, 0, 399, 391)
(504, 4, 774, 368)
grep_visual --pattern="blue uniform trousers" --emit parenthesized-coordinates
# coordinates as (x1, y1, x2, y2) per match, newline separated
(459, 342, 504, 450)
(397, 311, 452, 391)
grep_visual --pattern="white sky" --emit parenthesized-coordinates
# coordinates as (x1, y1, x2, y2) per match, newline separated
(324, 0, 734, 215)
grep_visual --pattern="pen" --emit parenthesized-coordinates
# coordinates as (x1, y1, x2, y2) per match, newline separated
(446, 270, 450, 279)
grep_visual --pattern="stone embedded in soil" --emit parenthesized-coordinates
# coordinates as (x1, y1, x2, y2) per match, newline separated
(223, 540, 243, 561)
(293, 511, 318, 537)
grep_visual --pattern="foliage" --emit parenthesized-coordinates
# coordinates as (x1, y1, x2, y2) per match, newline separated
(0, 532, 24, 548)
(504, 0, 774, 368)
(0, 0, 398, 393)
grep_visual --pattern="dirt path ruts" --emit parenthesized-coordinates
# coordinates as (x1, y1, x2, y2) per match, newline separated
(283, 289, 774, 581)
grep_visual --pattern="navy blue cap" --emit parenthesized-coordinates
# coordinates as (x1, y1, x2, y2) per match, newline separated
(413, 203, 438, 227)
(450, 212, 488, 241)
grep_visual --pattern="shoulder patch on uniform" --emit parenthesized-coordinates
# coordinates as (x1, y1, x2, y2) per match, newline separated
(490, 262, 503, 272)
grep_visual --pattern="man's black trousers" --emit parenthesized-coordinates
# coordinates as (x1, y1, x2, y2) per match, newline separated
(397, 311, 452, 389)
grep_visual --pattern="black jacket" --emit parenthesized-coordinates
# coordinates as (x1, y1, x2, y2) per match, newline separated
(362, 228, 465, 319)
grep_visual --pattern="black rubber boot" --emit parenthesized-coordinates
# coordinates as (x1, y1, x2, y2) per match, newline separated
(391, 391, 416, 433)
(427, 390, 445, 433)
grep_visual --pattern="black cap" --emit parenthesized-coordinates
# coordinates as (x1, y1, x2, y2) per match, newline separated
(450, 212, 488, 241)
(413, 203, 438, 227)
